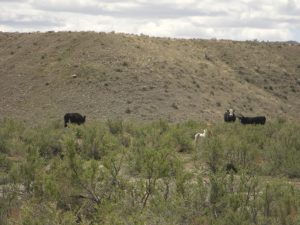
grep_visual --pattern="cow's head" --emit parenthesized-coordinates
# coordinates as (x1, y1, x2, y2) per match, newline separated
(228, 108, 234, 116)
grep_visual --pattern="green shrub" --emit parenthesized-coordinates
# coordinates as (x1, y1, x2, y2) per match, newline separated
(106, 118, 123, 135)
(1, 118, 300, 225)
(25, 128, 62, 159)
(166, 125, 194, 153)
(0, 118, 25, 154)
(0, 154, 12, 174)
(266, 122, 300, 177)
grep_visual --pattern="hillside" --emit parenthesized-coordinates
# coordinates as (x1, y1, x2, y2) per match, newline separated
(0, 31, 299, 124)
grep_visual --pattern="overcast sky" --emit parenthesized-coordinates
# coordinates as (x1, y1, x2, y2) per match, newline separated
(0, 0, 300, 41)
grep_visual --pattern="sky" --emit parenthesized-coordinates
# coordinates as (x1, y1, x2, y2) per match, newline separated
(0, 0, 300, 42)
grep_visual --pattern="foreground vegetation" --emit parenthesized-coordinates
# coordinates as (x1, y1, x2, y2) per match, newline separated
(1, 118, 300, 225)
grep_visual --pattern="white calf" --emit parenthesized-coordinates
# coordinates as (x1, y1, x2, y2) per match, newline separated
(194, 129, 207, 144)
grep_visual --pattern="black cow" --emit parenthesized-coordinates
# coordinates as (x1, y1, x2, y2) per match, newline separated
(224, 108, 236, 122)
(226, 163, 238, 173)
(207, 162, 238, 174)
(237, 115, 266, 125)
(64, 113, 86, 127)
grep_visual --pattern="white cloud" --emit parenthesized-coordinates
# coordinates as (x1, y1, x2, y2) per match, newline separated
(0, 0, 299, 41)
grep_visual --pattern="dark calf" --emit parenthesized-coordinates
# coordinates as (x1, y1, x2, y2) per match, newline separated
(226, 163, 238, 173)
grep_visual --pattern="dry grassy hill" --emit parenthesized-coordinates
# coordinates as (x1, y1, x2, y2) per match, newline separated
(0, 31, 299, 124)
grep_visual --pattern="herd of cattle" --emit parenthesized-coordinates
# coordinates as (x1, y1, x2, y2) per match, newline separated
(64, 109, 265, 174)
(193, 108, 266, 144)
(64, 109, 266, 127)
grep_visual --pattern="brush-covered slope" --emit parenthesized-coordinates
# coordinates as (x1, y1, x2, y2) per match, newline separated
(0, 32, 299, 123)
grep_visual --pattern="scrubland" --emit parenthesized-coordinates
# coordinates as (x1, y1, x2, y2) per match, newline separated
(1, 118, 300, 225)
